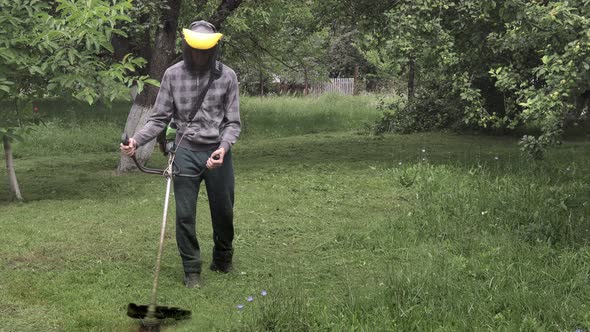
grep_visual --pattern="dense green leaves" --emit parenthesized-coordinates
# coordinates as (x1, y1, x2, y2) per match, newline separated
(0, 0, 157, 138)
(355, 0, 590, 157)
(0, 0, 159, 199)
(489, 0, 590, 157)
(219, 0, 331, 93)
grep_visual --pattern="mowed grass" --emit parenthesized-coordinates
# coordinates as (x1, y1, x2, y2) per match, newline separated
(0, 95, 589, 331)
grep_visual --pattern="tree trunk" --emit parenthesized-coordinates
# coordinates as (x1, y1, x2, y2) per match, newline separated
(408, 56, 415, 101)
(117, 0, 181, 173)
(353, 64, 359, 95)
(259, 70, 264, 97)
(112, 12, 151, 76)
(3, 136, 23, 201)
(304, 67, 309, 96)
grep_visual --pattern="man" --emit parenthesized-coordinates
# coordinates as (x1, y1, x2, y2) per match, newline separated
(120, 20, 240, 288)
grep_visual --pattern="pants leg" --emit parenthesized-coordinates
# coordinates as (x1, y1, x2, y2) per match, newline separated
(203, 150, 235, 265)
(173, 147, 207, 273)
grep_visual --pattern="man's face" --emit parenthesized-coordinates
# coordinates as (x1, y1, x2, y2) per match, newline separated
(189, 48, 213, 70)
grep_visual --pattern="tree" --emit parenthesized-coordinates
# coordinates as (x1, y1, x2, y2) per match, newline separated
(354, 0, 590, 157)
(219, 0, 332, 95)
(117, 0, 182, 173)
(488, 0, 590, 158)
(0, 0, 151, 200)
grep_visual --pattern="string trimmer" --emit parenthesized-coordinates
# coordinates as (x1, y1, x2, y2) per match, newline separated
(121, 133, 213, 332)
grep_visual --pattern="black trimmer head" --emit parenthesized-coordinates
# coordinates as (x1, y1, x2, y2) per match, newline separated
(127, 303, 192, 320)
(128, 303, 191, 331)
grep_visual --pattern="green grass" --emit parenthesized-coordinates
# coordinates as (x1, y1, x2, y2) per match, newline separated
(1, 96, 589, 331)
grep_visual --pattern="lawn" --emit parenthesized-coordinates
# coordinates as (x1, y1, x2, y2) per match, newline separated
(1, 95, 589, 331)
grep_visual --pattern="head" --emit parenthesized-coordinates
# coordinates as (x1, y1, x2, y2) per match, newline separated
(182, 21, 222, 73)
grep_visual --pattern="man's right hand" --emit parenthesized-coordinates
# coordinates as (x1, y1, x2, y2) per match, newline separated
(120, 138, 137, 157)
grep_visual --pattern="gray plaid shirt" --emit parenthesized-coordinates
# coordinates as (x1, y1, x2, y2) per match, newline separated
(133, 61, 241, 152)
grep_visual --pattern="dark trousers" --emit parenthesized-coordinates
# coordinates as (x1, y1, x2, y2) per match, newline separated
(173, 147, 235, 273)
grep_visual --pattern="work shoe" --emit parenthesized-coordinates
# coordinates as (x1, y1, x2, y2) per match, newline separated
(183, 272, 202, 288)
(209, 261, 233, 273)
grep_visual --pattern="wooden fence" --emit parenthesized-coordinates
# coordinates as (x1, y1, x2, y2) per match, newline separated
(311, 78, 355, 95)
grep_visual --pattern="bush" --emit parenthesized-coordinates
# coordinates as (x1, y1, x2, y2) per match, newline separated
(372, 91, 457, 134)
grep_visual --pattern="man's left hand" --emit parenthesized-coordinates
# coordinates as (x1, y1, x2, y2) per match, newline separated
(207, 147, 225, 169)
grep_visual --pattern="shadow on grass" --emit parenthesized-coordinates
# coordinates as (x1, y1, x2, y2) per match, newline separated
(236, 132, 589, 180)
(0, 153, 162, 205)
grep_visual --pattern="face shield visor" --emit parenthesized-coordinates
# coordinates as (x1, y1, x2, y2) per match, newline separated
(182, 21, 223, 73)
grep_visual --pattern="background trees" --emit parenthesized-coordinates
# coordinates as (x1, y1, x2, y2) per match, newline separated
(353, 0, 589, 157)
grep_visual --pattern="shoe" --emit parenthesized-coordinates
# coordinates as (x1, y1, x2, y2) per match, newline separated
(183, 272, 202, 288)
(209, 261, 233, 273)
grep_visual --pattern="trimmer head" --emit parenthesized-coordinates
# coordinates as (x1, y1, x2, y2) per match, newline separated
(127, 303, 192, 321)
(128, 303, 191, 332)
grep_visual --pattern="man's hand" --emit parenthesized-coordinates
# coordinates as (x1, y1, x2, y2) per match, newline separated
(207, 147, 225, 169)
(120, 137, 137, 157)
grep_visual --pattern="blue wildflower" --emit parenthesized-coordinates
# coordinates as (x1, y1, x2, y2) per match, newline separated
(247, 296, 254, 302)
(261, 290, 267, 296)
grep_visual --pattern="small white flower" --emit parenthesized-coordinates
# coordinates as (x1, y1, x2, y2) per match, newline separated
(421, 149, 426, 153)
(481, 211, 488, 215)
(398, 162, 403, 165)
(494, 156, 499, 160)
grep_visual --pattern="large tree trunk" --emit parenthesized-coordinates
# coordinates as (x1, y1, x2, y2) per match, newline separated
(3, 136, 23, 201)
(117, 0, 182, 173)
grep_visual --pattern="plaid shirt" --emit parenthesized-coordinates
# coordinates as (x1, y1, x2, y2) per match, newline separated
(134, 61, 241, 152)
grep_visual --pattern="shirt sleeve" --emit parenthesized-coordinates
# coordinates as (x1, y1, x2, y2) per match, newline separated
(133, 70, 175, 147)
(219, 70, 241, 151)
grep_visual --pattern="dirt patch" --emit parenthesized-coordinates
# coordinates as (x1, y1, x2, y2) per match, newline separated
(6, 249, 63, 271)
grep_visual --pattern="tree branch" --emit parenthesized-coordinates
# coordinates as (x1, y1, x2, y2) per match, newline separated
(208, 0, 243, 29)
(240, 31, 300, 72)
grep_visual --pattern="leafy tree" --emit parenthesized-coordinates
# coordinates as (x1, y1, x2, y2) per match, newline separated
(0, 0, 151, 200)
(358, 0, 590, 157)
(489, 0, 590, 158)
(219, 0, 331, 95)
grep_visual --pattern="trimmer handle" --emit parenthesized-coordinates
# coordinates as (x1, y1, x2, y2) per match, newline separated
(121, 133, 130, 146)
(121, 133, 165, 175)
(120, 133, 209, 178)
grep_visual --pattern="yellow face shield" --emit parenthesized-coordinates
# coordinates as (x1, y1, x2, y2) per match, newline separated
(183, 29, 223, 50)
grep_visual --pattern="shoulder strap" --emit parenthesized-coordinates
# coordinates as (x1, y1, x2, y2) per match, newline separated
(187, 62, 223, 124)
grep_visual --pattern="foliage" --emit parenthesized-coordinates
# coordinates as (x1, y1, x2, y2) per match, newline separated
(0, 0, 156, 144)
(357, 0, 590, 158)
(373, 94, 455, 134)
(489, 0, 590, 158)
(219, 0, 331, 93)
(327, 30, 375, 79)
